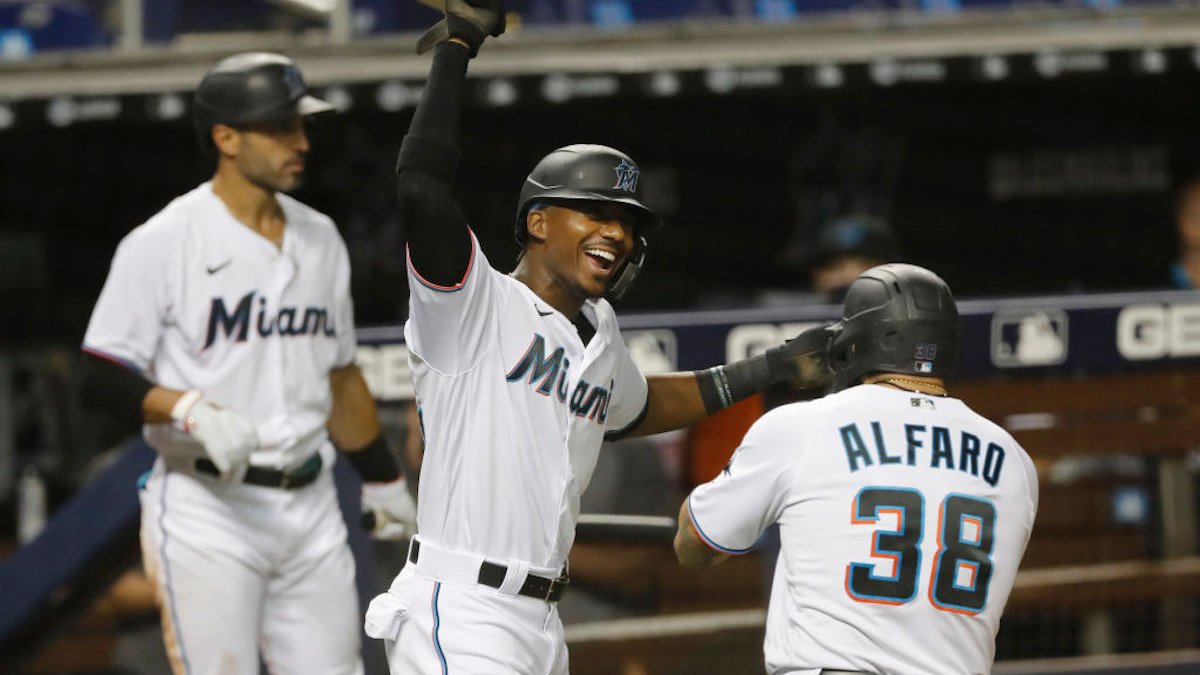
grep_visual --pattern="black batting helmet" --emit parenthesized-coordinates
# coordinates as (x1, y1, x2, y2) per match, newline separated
(515, 144, 661, 298)
(514, 144, 660, 241)
(193, 52, 335, 150)
(828, 263, 960, 392)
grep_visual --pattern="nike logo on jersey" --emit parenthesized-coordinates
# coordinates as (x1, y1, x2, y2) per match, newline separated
(535, 305, 554, 317)
(204, 291, 336, 349)
(505, 333, 612, 424)
(206, 260, 232, 275)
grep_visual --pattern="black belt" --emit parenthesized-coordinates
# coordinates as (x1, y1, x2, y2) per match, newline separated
(409, 539, 570, 603)
(195, 452, 323, 490)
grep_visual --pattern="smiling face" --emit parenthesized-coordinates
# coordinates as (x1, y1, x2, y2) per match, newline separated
(524, 200, 638, 302)
(213, 116, 310, 193)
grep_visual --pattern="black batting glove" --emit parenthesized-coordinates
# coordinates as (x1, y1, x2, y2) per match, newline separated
(766, 324, 835, 391)
(416, 0, 506, 58)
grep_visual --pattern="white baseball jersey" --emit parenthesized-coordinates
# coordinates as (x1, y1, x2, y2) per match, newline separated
(83, 181, 363, 674)
(688, 384, 1038, 675)
(403, 230, 648, 570)
(83, 181, 358, 469)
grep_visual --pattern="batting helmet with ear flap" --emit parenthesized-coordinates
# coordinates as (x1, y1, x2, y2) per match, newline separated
(514, 144, 662, 298)
(192, 52, 335, 151)
(827, 263, 960, 392)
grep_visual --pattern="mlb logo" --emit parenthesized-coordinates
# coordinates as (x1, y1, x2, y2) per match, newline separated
(623, 329, 677, 374)
(991, 309, 1068, 367)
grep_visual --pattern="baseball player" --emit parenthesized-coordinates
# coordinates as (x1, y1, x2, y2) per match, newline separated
(78, 53, 415, 674)
(362, 2, 830, 673)
(676, 264, 1039, 675)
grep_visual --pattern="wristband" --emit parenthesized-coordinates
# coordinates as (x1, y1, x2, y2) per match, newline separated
(694, 351, 779, 414)
(345, 435, 403, 484)
(171, 389, 203, 422)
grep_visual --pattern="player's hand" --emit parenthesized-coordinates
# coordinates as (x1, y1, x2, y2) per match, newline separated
(172, 391, 257, 484)
(766, 324, 835, 391)
(416, 0, 506, 57)
(361, 479, 418, 541)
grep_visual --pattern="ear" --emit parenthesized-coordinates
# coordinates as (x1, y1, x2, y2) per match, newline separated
(211, 123, 240, 158)
(525, 207, 548, 244)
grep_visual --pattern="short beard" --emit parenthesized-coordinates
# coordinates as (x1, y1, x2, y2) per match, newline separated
(240, 156, 302, 194)
(249, 169, 301, 194)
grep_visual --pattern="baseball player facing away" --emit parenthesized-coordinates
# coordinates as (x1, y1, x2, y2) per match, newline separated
(362, 2, 830, 673)
(676, 264, 1039, 675)
(78, 53, 415, 674)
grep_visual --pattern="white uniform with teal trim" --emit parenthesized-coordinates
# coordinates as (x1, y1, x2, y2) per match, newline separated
(365, 230, 649, 675)
(82, 181, 363, 675)
(687, 384, 1038, 675)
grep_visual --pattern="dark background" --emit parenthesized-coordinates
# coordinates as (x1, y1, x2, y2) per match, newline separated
(1, 59, 1195, 346)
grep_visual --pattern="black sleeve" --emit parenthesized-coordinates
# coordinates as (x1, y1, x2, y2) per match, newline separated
(397, 42, 474, 287)
(78, 351, 153, 427)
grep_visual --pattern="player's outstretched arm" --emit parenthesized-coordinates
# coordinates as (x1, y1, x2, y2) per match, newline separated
(616, 325, 834, 438)
(398, 1, 504, 288)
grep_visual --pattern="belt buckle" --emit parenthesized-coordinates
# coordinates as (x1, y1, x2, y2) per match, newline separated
(545, 575, 569, 602)
(279, 472, 292, 489)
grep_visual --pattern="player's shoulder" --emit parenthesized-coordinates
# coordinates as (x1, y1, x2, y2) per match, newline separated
(278, 192, 338, 235)
(747, 387, 891, 439)
(951, 395, 1039, 495)
(116, 183, 212, 250)
(747, 393, 841, 437)
(952, 397, 1024, 450)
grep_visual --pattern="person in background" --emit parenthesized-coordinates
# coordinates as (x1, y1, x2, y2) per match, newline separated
(1170, 177, 1200, 289)
(78, 52, 415, 674)
(806, 213, 901, 301)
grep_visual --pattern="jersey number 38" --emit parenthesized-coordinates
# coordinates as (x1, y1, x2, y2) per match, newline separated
(845, 487, 996, 614)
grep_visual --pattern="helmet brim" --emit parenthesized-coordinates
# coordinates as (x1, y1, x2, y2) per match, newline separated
(297, 94, 336, 117)
(539, 193, 661, 230)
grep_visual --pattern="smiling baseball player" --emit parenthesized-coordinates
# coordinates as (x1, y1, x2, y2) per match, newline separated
(362, 2, 832, 673)
(78, 52, 414, 674)
(676, 264, 1039, 675)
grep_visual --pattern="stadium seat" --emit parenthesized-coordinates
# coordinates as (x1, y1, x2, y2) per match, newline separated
(0, 1, 108, 53)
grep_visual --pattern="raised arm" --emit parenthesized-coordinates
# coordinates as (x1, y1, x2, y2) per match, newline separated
(397, 1, 504, 286)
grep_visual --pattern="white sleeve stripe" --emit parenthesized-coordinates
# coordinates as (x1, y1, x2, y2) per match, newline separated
(405, 229, 478, 293)
(81, 346, 143, 374)
(687, 495, 753, 555)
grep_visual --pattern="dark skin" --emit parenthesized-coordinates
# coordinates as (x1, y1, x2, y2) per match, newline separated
(512, 202, 634, 313)
(509, 200, 712, 438)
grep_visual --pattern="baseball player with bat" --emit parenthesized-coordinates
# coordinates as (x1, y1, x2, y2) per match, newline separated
(362, 2, 832, 672)
(79, 53, 415, 674)
(676, 264, 1039, 675)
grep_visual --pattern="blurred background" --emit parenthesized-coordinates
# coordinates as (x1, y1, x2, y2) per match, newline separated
(3, 0, 1200, 673)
